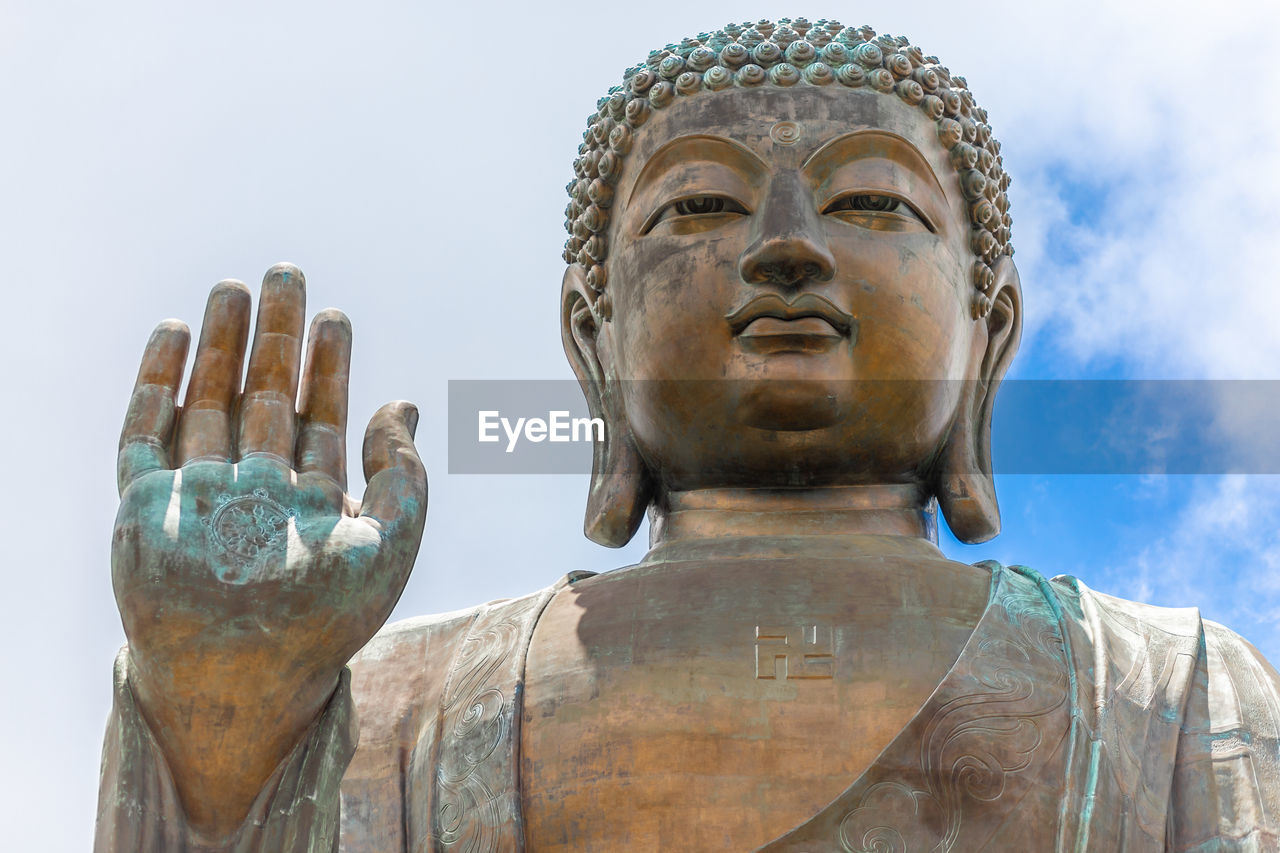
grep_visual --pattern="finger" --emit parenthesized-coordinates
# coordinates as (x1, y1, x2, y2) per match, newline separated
(174, 280, 251, 465)
(360, 401, 427, 533)
(238, 263, 306, 462)
(297, 309, 352, 488)
(118, 320, 190, 494)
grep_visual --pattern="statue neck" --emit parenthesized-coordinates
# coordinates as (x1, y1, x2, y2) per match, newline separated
(645, 483, 940, 561)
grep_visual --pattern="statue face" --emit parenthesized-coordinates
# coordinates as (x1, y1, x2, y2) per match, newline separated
(588, 84, 1001, 492)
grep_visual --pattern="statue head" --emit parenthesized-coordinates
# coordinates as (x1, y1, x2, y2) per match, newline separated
(560, 18, 1023, 548)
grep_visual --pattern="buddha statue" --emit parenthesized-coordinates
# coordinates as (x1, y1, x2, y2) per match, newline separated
(97, 18, 1280, 852)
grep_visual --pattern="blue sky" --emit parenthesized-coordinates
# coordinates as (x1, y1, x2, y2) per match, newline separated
(2, 1, 1278, 848)
(942, 46, 1280, 661)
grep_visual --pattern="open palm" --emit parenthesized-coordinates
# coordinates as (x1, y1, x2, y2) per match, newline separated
(111, 264, 427, 835)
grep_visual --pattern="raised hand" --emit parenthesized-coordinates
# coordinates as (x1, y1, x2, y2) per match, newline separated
(112, 264, 427, 838)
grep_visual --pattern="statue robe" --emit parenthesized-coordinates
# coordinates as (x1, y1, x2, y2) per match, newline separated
(97, 563, 1280, 851)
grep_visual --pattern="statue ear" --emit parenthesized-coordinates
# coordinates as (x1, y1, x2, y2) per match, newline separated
(560, 265, 654, 547)
(934, 256, 1023, 544)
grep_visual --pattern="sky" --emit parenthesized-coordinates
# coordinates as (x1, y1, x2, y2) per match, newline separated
(2, 0, 1279, 848)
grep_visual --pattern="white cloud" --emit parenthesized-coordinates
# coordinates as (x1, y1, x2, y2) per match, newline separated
(985, 1, 1280, 377)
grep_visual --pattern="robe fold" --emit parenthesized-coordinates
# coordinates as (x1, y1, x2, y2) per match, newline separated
(96, 564, 1280, 851)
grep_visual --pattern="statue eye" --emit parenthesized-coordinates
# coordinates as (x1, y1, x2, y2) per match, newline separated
(833, 194, 900, 213)
(644, 195, 750, 235)
(674, 196, 728, 216)
(823, 193, 931, 232)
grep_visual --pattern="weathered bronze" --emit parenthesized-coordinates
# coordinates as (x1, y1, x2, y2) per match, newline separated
(98, 18, 1280, 852)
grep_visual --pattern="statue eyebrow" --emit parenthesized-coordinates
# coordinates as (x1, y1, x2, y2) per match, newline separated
(802, 130, 949, 202)
(623, 134, 769, 209)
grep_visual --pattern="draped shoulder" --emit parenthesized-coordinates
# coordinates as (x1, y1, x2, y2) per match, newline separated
(762, 566, 1280, 852)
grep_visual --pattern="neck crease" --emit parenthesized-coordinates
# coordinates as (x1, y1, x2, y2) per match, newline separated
(648, 483, 938, 552)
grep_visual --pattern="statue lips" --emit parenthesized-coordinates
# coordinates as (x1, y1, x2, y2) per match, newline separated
(725, 293, 858, 355)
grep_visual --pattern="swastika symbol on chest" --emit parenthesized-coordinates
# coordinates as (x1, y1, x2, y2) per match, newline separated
(754, 625, 835, 679)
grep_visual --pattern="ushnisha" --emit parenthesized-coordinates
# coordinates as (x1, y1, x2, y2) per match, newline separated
(563, 17, 1013, 318)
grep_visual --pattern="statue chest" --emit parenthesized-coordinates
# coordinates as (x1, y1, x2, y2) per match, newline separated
(518, 556, 988, 850)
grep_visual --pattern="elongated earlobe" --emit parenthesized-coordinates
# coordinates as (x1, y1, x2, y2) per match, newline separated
(935, 256, 1022, 543)
(560, 266, 654, 547)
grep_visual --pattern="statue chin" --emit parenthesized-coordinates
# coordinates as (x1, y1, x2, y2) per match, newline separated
(735, 378, 852, 431)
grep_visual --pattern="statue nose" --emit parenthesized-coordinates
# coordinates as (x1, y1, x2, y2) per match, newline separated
(742, 256, 832, 287)
(739, 174, 835, 288)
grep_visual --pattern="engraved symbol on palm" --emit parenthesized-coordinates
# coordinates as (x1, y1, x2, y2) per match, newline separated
(202, 488, 296, 582)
